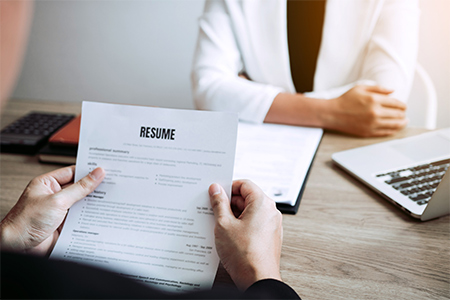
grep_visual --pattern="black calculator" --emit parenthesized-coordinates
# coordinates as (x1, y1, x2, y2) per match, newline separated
(1, 112, 75, 154)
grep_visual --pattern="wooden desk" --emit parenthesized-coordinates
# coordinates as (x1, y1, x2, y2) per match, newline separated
(1, 99, 449, 299)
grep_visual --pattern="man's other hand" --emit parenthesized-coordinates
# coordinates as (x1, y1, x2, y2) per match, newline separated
(0, 166, 105, 256)
(208, 180, 283, 290)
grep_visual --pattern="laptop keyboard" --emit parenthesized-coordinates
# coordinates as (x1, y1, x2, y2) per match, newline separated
(376, 158, 450, 206)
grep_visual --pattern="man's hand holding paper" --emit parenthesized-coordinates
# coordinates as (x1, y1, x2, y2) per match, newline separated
(0, 166, 105, 256)
(209, 180, 283, 290)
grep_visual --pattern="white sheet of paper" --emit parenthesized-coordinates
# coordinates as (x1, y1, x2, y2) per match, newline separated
(233, 122, 323, 206)
(50, 102, 237, 293)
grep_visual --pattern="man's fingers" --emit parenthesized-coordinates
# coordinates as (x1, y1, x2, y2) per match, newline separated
(57, 167, 105, 207)
(231, 195, 248, 218)
(231, 195, 246, 213)
(232, 180, 265, 206)
(30, 165, 76, 194)
(41, 165, 76, 186)
(209, 183, 234, 220)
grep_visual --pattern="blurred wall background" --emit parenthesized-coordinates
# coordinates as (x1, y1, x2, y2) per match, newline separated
(11, 0, 450, 128)
(414, 0, 450, 128)
(12, 0, 204, 110)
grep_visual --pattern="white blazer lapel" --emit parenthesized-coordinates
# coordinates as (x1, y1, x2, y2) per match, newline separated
(315, 0, 381, 91)
(242, 0, 294, 93)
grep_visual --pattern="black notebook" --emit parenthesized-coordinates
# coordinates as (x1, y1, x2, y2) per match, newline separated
(233, 122, 323, 214)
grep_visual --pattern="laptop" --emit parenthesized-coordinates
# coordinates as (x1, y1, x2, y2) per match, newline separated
(332, 128, 450, 221)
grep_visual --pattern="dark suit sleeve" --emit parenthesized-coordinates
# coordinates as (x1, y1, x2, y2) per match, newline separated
(1, 251, 301, 299)
(244, 279, 301, 299)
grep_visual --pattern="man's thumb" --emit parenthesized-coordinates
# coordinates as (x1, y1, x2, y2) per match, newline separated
(58, 167, 105, 207)
(209, 183, 233, 219)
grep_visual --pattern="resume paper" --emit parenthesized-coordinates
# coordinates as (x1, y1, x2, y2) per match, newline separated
(51, 102, 238, 293)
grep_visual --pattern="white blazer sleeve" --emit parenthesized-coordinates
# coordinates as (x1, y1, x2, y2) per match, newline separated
(359, 0, 420, 102)
(308, 0, 419, 102)
(191, 0, 284, 123)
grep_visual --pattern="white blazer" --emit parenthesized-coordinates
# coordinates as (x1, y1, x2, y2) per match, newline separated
(191, 0, 420, 123)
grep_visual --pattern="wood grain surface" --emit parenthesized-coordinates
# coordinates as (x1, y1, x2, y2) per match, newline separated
(1, 99, 449, 299)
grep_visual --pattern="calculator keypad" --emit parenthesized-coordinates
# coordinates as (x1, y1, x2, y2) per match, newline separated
(1, 112, 75, 154)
